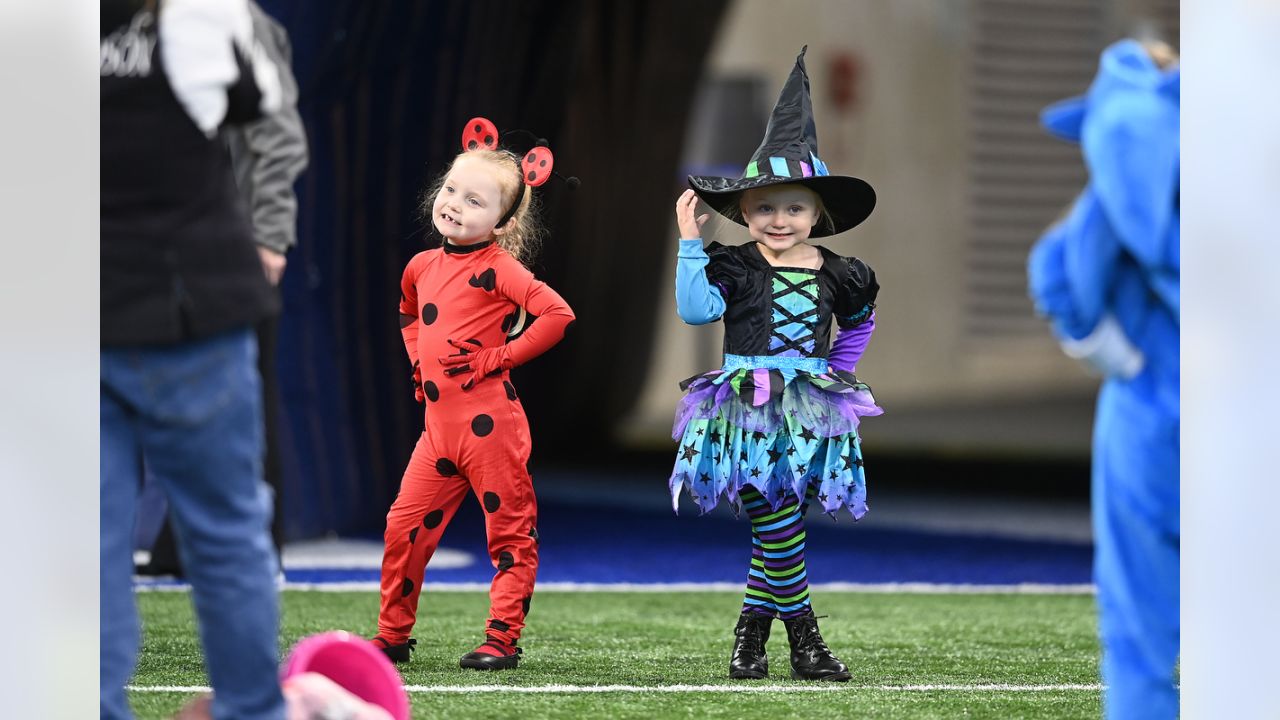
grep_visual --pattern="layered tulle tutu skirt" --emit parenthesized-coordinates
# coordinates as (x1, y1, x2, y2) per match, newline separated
(669, 359, 883, 519)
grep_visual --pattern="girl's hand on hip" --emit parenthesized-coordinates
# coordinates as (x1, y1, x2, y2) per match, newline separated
(676, 189, 710, 240)
(439, 338, 507, 391)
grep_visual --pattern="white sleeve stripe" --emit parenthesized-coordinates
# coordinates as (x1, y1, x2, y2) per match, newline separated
(247, 37, 283, 115)
(160, 0, 280, 136)
(233, 0, 282, 114)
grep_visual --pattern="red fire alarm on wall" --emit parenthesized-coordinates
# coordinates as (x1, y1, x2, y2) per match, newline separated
(827, 51, 861, 114)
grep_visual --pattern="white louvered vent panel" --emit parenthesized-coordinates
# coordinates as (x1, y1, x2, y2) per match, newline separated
(965, 0, 1106, 338)
(1136, 0, 1180, 47)
(1136, 0, 1182, 46)
(1159, 0, 1180, 45)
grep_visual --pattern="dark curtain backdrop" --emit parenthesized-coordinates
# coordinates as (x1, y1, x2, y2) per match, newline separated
(259, 0, 728, 539)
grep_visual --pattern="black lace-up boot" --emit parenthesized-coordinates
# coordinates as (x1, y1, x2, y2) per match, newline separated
(729, 613, 773, 679)
(782, 611, 850, 681)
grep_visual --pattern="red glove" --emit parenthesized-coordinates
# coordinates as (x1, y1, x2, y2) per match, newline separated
(438, 338, 510, 391)
(411, 360, 424, 402)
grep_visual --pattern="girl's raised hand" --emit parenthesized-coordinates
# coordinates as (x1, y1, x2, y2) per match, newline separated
(676, 189, 710, 240)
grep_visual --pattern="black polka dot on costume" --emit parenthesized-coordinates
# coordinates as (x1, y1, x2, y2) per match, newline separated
(526, 152, 536, 163)
(468, 268, 497, 291)
(503, 381, 518, 401)
(521, 596, 532, 615)
(436, 458, 459, 476)
(483, 134, 494, 146)
(423, 509, 444, 529)
(539, 159, 547, 167)
(409, 527, 419, 544)
(497, 551, 514, 571)
(527, 171, 537, 182)
(401, 578, 414, 597)
(473, 123, 483, 133)
(483, 491, 501, 513)
(488, 619, 510, 632)
(529, 526, 540, 546)
(471, 414, 494, 437)
(424, 381, 439, 402)
(421, 303, 438, 325)
(467, 140, 478, 150)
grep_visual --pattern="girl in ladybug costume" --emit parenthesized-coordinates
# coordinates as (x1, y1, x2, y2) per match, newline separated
(371, 119, 574, 671)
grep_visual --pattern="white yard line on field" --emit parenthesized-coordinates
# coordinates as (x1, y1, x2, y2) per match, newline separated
(128, 683, 1103, 694)
(135, 581, 1095, 594)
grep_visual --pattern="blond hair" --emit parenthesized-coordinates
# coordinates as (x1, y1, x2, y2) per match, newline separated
(419, 149, 544, 266)
(1141, 39, 1178, 70)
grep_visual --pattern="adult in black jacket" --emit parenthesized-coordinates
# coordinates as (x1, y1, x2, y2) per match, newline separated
(100, 1, 286, 718)
(135, 0, 308, 580)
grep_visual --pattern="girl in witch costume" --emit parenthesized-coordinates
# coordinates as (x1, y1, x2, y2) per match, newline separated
(371, 118, 575, 671)
(670, 47, 881, 682)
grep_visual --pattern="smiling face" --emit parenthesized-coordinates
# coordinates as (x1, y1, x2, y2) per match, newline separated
(739, 185, 822, 252)
(430, 155, 515, 245)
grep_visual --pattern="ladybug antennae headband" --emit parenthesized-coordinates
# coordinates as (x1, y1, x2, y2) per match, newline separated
(461, 117, 576, 229)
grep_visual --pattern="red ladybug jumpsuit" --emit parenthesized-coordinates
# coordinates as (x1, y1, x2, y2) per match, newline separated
(377, 239, 574, 650)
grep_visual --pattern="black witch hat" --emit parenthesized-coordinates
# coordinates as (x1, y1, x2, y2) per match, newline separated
(689, 46, 876, 238)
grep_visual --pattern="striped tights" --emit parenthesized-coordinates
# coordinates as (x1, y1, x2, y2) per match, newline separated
(740, 485, 815, 619)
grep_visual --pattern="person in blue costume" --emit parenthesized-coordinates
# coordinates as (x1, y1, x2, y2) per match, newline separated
(669, 47, 882, 682)
(1027, 39, 1180, 719)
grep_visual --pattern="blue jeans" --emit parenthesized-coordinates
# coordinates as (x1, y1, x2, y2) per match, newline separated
(101, 329, 284, 720)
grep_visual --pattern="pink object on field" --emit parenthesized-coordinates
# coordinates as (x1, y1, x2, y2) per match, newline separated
(281, 631, 409, 720)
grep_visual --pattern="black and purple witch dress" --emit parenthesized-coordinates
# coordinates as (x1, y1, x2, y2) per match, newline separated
(669, 237, 881, 519)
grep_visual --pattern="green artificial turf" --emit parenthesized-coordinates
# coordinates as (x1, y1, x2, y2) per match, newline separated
(127, 589, 1100, 719)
